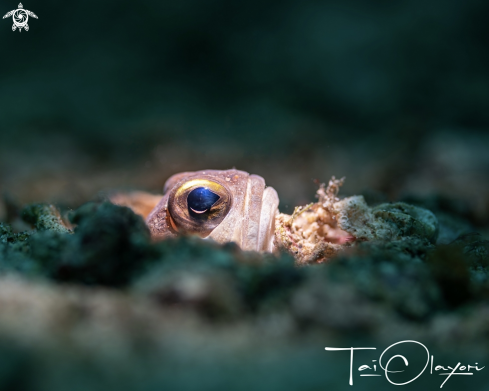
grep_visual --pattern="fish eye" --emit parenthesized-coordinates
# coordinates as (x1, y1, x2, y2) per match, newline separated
(167, 178, 232, 237)
(187, 187, 220, 214)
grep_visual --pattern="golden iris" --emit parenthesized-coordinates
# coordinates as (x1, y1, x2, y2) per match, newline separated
(167, 178, 232, 237)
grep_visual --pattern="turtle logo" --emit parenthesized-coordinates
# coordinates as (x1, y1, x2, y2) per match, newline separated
(3, 3, 37, 32)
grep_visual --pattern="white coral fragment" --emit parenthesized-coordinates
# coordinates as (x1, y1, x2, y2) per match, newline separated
(275, 177, 438, 264)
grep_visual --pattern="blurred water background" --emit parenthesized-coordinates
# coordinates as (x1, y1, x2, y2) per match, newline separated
(1, 0, 488, 219)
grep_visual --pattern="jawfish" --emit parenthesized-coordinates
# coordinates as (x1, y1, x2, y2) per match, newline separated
(146, 169, 279, 252)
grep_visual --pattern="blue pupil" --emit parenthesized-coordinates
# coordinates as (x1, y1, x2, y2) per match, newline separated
(187, 187, 220, 213)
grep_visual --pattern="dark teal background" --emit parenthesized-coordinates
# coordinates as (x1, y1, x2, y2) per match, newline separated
(0, 0, 488, 214)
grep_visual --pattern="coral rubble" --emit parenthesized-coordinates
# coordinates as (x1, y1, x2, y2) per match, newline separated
(275, 177, 438, 264)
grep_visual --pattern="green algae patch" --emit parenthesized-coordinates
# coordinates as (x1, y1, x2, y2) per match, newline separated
(3, 202, 158, 284)
(57, 202, 159, 286)
(22, 204, 72, 234)
(0, 195, 488, 391)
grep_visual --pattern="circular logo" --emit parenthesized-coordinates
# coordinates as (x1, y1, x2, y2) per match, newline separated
(13, 9, 28, 27)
